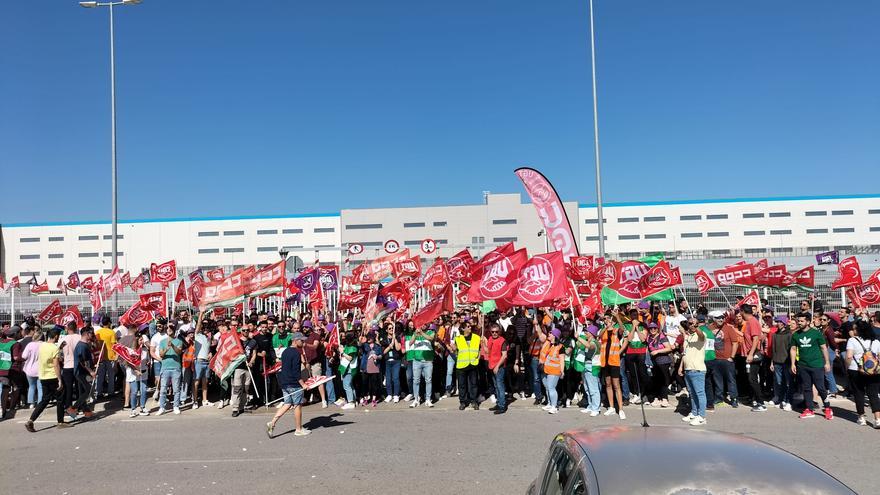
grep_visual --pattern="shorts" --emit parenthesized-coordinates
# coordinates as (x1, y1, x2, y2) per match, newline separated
(282, 386, 304, 406)
(153, 362, 162, 379)
(302, 362, 322, 379)
(603, 366, 621, 379)
(194, 360, 209, 380)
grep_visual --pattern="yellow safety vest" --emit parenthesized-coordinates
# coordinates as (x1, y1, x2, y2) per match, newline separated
(455, 334, 481, 369)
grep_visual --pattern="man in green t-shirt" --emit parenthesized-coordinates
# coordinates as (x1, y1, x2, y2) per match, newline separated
(157, 325, 184, 415)
(697, 315, 720, 412)
(408, 323, 436, 408)
(789, 313, 831, 420)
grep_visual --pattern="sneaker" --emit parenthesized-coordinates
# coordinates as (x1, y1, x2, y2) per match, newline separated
(334, 398, 345, 406)
(493, 407, 507, 415)
(403, 394, 414, 402)
(681, 413, 695, 422)
(426, 400, 434, 408)
(275, 402, 283, 409)
(139, 408, 150, 416)
(393, 396, 400, 404)
(857, 416, 867, 426)
(204, 401, 213, 407)
(384, 396, 393, 403)
(473, 402, 480, 411)
(565, 399, 572, 408)
(589, 410, 600, 417)
(631, 396, 642, 405)
(129, 410, 138, 418)
(193, 403, 200, 410)
(799, 409, 815, 419)
(459, 404, 467, 411)
(651, 399, 661, 407)
(751, 405, 768, 413)
(56, 422, 72, 429)
(619, 410, 626, 420)
(24, 421, 35, 433)
(29, 404, 35, 409)
(579, 408, 592, 414)
(371, 400, 377, 408)
(410, 400, 419, 408)
(689, 416, 707, 426)
(660, 399, 669, 408)
(824, 407, 833, 420)
(873, 420, 880, 430)
(604, 408, 617, 416)
(294, 428, 311, 437)
(488, 394, 496, 403)
(66, 408, 78, 421)
(548, 407, 558, 414)
(730, 400, 739, 409)
(541, 405, 553, 411)
(341, 403, 355, 410)
(782, 402, 792, 412)
(441, 393, 449, 400)
(157, 408, 167, 416)
(173, 407, 181, 415)
(322, 400, 328, 409)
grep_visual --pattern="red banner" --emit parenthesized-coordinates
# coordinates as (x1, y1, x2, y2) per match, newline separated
(638, 260, 680, 298)
(150, 260, 177, 287)
(754, 265, 788, 287)
(121, 271, 131, 287)
(607, 260, 651, 300)
(735, 290, 761, 309)
(59, 305, 85, 329)
(139, 292, 168, 318)
(338, 288, 371, 310)
(568, 256, 594, 282)
(366, 250, 411, 283)
(206, 268, 225, 282)
(128, 274, 144, 292)
(446, 249, 475, 283)
(515, 167, 579, 262)
(120, 301, 153, 327)
(466, 248, 528, 302)
(847, 280, 880, 307)
(174, 279, 188, 303)
(89, 287, 104, 313)
(392, 255, 422, 280)
(831, 256, 862, 289)
(38, 299, 63, 323)
(112, 343, 142, 368)
(693, 269, 716, 295)
(210, 330, 246, 380)
(247, 261, 285, 296)
(422, 258, 450, 292)
(412, 284, 454, 328)
(508, 251, 568, 306)
(30, 279, 49, 294)
(713, 263, 756, 287)
(66, 272, 81, 291)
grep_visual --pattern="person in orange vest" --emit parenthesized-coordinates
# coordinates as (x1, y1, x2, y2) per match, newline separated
(539, 326, 567, 414)
(599, 309, 628, 420)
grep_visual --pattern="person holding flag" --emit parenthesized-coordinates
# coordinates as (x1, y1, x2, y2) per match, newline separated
(266, 331, 310, 438)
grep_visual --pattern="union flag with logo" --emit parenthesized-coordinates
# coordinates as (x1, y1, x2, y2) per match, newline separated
(507, 251, 568, 306)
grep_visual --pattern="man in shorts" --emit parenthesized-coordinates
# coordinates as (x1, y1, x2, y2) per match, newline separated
(266, 332, 310, 438)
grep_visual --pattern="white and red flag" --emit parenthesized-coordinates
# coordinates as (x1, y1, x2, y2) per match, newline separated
(446, 248, 475, 283)
(831, 256, 863, 290)
(713, 263, 756, 287)
(694, 269, 716, 296)
(466, 247, 528, 303)
(113, 343, 142, 368)
(30, 279, 49, 294)
(514, 167, 579, 262)
(37, 299, 63, 323)
(734, 290, 761, 309)
(120, 300, 153, 327)
(139, 291, 168, 318)
(638, 260, 680, 298)
(67, 272, 81, 292)
(508, 251, 568, 306)
(81, 276, 95, 292)
(150, 260, 177, 288)
(206, 268, 225, 282)
(59, 305, 85, 330)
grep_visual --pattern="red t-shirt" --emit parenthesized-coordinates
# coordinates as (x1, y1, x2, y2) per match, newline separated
(742, 317, 763, 357)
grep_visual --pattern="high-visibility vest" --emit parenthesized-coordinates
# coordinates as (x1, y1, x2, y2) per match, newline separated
(599, 330, 622, 368)
(530, 335, 544, 357)
(542, 342, 564, 376)
(455, 334, 481, 369)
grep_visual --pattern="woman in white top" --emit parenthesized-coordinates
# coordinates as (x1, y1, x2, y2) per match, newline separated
(844, 320, 880, 428)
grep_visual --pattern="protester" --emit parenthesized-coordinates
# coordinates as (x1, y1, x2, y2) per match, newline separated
(408, 323, 436, 408)
(24, 326, 65, 432)
(790, 313, 833, 420)
(770, 316, 794, 411)
(539, 325, 566, 415)
(338, 332, 359, 410)
(157, 323, 183, 415)
(844, 320, 880, 428)
(485, 323, 508, 415)
(361, 332, 383, 406)
(192, 314, 212, 409)
(381, 321, 402, 403)
(21, 327, 43, 409)
(679, 320, 708, 426)
(267, 331, 310, 438)
(576, 325, 602, 415)
(94, 316, 118, 399)
(599, 311, 626, 419)
(452, 320, 481, 410)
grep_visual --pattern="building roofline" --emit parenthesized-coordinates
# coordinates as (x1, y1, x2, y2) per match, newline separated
(1, 212, 341, 228)
(577, 193, 880, 209)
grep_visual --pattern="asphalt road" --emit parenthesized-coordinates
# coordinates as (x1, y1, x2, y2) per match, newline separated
(0, 395, 870, 495)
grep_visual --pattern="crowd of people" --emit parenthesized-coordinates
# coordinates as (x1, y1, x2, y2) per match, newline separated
(1, 298, 879, 435)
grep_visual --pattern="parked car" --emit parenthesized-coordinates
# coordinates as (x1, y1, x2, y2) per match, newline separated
(528, 426, 856, 494)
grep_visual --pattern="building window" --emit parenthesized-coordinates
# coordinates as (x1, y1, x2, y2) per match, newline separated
(103, 234, 124, 240)
(619, 252, 641, 258)
(644, 233, 666, 239)
(805, 211, 826, 217)
(493, 237, 518, 243)
(282, 245, 304, 250)
(198, 248, 219, 254)
(48, 236, 64, 242)
(19, 271, 39, 277)
(771, 247, 794, 253)
(257, 229, 278, 235)
(315, 244, 335, 248)
(492, 219, 517, 225)
(437, 239, 448, 245)
(199, 232, 219, 238)
(20, 237, 40, 243)
(257, 246, 278, 252)
(832, 210, 853, 216)
(707, 232, 729, 237)
(471, 236, 485, 244)
(681, 232, 703, 238)
(404, 240, 421, 247)
(833, 227, 855, 233)
(706, 214, 728, 220)
(807, 228, 828, 234)
(433, 221, 447, 227)
(282, 228, 303, 234)
(48, 253, 63, 259)
(584, 219, 607, 224)
(807, 246, 829, 253)
(20, 254, 40, 260)
(680, 215, 701, 221)
(744, 230, 765, 236)
(618, 217, 639, 223)
(48, 270, 63, 276)
(643, 216, 665, 222)
(745, 248, 767, 255)
(870, 227, 880, 232)
(346, 224, 382, 230)
(103, 252, 124, 257)
(78, 235, 98, 241)
(586, 236, 608, 241)
(619, 234, 640, 240)
(770, 230, 792, 235)
(869, 209, 880, 215)
(79, 269, 98, 275)
(360, 241, 383, 247)
(314, 227, 335, 233)
(404, 222, 426, 228)
(742, 213, 764, 219)
(224, 230, 244, 236)
(768, 212, 790, 218)
(834, 245, 853, 251)
(224, 247, 244, 253)
(79, 252, 99, 258)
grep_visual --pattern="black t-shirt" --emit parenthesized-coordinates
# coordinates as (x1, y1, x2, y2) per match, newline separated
(74, 341, 93, 377)
(254, 333, 275, 365)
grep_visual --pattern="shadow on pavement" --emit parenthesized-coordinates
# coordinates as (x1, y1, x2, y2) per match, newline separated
(270, 413, 354, 437)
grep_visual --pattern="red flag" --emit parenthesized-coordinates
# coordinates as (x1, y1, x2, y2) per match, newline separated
(0, 274, 5, 291)
(309, 281, 326, 313)
(210, 330, 246, 379)
(847, 280, 880, 308)
(80, 276, 95, 292)
(446, 249, 475, 282)
(150, 260, 177, 287)
(508, 252, 568, 306)
(206, 268, 225, 282)
(121, 271, 131, 287)
(789, 266, 815, 289)
(694, 269, 716, 295)
(59, 305, 85, 330)
(754, 265, 788, 287)
(412, 283, 454, 328)
(422, 258, 450, 293)
(30, 279, 49, 294)
(233, 303, 243, 316)
(515, 167, 579, 262)
(735, 290, 761, 309)
(579, 291, 603, 321)
(130, 273, 145, 292)
(713, 263, 756, 287)
(10, 276, 20, 289)
(831, 256, 863, 289)
(89, 287, 104, 313)
(568, 256, 594, 282)
(392, 255, 422, 280)
(351, 263, 372, 285)
(338, 288, 370, 310)
(638, 260, 680, 298)
(466, 248, 528, 303)
(37, 299, 63, 323)
(120, 300, 153, 327)
(470, 242, 515, 280)
(189, 280, 204, 308)
(56, 278, 67, 296)
(366, 250, 411, 283)
(105, 266, 122, 296)
(325, 325, 340, 358)
(866, 268, 880, 285)
(607, 260, 651, 300)
(189, 269, 205, 285)
(212, 307, 227, 319)
(754, 259, 769, 272)
(174, 279, 188, 303)
(112, 343, 141, 368)
(139, 291, 168, 318)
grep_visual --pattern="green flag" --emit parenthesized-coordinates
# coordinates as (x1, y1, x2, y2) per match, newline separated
(600, 255, 675, 306)
(480, 300, 497, 314)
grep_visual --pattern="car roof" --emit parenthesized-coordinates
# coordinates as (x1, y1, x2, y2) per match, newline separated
(562, 426, 855, 495)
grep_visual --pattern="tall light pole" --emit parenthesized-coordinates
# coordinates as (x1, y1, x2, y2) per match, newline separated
(79, 0, 141, 314)
(588, 0, 606, 258)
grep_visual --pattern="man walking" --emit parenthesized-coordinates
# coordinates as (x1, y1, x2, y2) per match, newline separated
(266, 331, 310, 438)
(790, 313, 833, 420)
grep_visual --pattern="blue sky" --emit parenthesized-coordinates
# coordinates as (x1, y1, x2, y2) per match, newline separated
(2, 1, 877, 224)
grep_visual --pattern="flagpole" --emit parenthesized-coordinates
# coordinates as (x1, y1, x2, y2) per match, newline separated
(10, 287, 15, 327)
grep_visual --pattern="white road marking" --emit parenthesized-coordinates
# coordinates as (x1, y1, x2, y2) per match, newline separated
(156, 457, 285, 464)
(121, 418, 175, 422)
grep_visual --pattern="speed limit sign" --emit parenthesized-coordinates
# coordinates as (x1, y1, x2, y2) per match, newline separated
(420, 238, 437, 255)
(348, 243, 364, 255)
(384, 239, 400, 254)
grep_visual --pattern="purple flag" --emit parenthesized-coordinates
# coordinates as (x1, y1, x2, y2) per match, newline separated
(293, 268, 319, 294)
(815, 250, 839, 265)
(319, 267, 338, 291)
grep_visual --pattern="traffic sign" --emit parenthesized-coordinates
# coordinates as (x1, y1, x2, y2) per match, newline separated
(420, 238, 437, 255)
(384, 239, 400, 254)
(348, 243, 364, 255)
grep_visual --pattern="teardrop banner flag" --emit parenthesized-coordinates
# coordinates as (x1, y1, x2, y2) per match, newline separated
(515, 167, 579, 263)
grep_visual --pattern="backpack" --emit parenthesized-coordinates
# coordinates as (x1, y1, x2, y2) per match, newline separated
(856, 338, 880, 376)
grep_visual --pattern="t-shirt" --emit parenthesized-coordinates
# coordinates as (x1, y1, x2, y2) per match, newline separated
(626, 323, 647, 354)
(715, 324, 740, 361)
(791, 328, 826, 368)
(73, 341, 94, 377)
(95, 327, 118, 360)
(303, 333, 322, 364)
(846, 337, 880, 372)
(22, 341, 43, 377)
(37, 342, 60, 380)
(664, 314, 686, 345)
(742, 317, 763, 357)
(60, 334, 82, 369)
(338, 345, 359, 376)
(278, 347, 303, 388)
(682, 332, 707, 372)
(150, 333, 168, 360)
(700, 326, 716, 361)
(407, 330, 435, 361)
(158, 338, 183, 371)
(194, 333, 211, 360)
(272, 333, 292, 351)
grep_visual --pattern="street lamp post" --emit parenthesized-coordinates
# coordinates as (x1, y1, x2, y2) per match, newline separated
(79, 0, 141, 315)
(588, 0, 606, 258)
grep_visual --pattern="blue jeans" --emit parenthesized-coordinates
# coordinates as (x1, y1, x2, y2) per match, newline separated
(493, 367, 506, 409)
(342, 373, 356, 403)
(716, 359, 738, 402)
(685, 370, 707, 418)
(385, 359, 401, 397)
(583, 371, 601, 412)
(530, 357, 543, 399)
(158, 368, 181, 410)
(773, 363, 793, 404)
(412, 360, 433, 401)
(324, 357, 336, 403)
(619, 358, 631, 400)
(130, 379, 148, 409)
(405, 361, 414, 396)
(96, 360, 116, 396)
(445, 354, 456, 392)
(27, 375, 43, 405)
(543, 374, 560, 407)
(825, 349, 838, 394)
